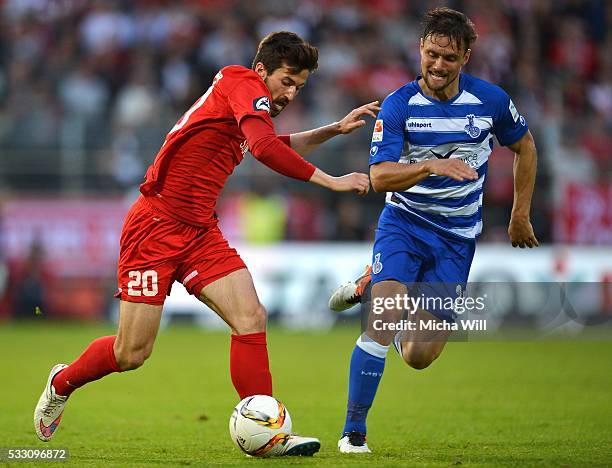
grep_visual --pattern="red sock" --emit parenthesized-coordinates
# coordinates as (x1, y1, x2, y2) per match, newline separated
(230, 332, 273, 399)
(52, 335, 121, 397)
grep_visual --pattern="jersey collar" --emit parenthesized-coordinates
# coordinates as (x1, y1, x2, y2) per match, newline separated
(413, 73, 465, 104)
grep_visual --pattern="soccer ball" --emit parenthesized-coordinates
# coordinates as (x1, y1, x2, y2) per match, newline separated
(229, 395, 292, 457)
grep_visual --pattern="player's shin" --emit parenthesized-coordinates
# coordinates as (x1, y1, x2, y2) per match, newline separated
(52, 335, 122, 397)
(343, 334, 388, 435)
(230, 332, 273, 399)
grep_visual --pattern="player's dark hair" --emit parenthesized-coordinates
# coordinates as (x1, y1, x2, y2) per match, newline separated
(252, 31, 318, 74)
(422, 7, 477, 52)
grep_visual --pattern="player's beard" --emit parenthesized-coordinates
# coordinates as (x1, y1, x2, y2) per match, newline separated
(264, 76, 289, 117)
(425, 70, 458, 92)
(270, 98, 288, 117)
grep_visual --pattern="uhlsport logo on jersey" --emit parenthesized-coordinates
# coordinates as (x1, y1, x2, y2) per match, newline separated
(372, 253, 383, 274)
(252, 96, 270, 113)
(464, 114, 481, 138)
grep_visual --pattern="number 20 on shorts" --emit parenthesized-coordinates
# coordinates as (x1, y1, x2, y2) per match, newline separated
(127, 270, 159, 297)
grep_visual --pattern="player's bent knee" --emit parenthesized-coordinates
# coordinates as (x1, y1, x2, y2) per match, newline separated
(407, 358, 433, 370)
(403, 348, 439, 370)
(233, 303, 267, 335)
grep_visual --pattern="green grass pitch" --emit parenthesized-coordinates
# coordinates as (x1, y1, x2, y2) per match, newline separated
(1, 322, 611, 466)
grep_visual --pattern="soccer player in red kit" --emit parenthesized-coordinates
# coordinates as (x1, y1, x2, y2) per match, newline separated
(34, 31, 379, 456)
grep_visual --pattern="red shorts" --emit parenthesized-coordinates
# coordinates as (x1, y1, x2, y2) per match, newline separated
(116, 196, 246, 305)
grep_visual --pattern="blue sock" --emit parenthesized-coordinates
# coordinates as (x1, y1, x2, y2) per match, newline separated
(343, 335, 388, 435)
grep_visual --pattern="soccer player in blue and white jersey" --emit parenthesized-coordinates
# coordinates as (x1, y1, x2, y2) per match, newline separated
(331, 8, 539, 453)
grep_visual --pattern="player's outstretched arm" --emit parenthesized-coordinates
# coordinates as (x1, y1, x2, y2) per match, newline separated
(289, 101, 380, 156)
(507, 130, 539, 248)
(241, 116, 368, 196)
(309, 168, 370, 196)
(370, 159, 478, 192)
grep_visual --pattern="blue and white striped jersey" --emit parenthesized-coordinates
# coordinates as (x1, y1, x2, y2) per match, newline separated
(369, 73, 528, 239)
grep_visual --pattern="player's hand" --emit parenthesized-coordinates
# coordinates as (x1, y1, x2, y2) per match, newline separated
(337, 101, 381, 134)
(508, 216, 539, 248)
(331, 172, 370, 195)
(425, 159, 478, 182)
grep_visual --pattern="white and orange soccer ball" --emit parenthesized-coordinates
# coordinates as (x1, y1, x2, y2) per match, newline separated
(229, 395, 292, 457)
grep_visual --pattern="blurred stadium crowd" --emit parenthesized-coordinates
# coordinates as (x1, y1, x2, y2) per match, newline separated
(0, 0, 609, 321)
(0, 0, 609, 245)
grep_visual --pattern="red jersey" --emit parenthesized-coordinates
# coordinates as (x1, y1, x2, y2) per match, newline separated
(140, 65, 276, 227)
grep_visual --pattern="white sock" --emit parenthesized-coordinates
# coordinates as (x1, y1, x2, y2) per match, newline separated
(355, 333, 389, 359)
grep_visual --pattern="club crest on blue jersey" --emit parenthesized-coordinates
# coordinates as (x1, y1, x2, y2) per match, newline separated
(372, 253, 383, 274)
(464, 114, 481, 138)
